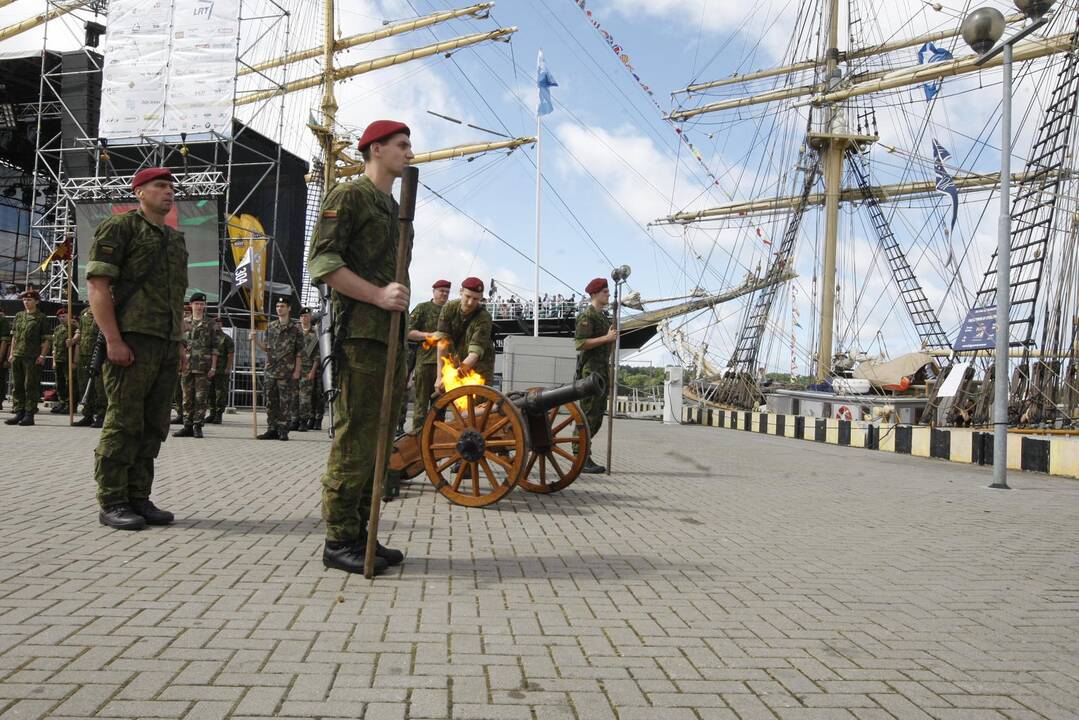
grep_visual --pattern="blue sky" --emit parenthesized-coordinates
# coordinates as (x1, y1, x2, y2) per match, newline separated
(1, 0, 1065, 373)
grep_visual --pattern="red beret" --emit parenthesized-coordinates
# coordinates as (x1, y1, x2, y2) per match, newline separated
(131, 167, 174, 189)
(461, 276, 484, 293)
(357, 120, 410, 151)
(432, 279, 451, 289)
(585, 278, 608, 295)
(20, 289, 40, 300)
(56, 308, 67, 316)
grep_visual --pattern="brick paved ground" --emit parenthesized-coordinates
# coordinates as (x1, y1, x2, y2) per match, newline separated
(0, 410, 1077, 720)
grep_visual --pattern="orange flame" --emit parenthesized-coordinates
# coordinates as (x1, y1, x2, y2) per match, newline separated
(421, 334, 446, 351)
(440, 356, 485, 410)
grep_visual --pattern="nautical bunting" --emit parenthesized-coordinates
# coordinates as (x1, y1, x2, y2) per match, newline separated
(917, 42, 954, 102)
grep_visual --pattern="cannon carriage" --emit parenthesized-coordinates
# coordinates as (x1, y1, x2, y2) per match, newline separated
(389, 374, 606, 507)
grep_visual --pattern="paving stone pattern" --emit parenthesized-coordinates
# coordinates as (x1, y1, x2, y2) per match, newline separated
(0, 412, 1077, 719)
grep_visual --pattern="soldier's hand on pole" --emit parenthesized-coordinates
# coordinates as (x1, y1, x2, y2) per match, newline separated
(208, 368, 216, 379)
(605, 327, 618, 343)
(36, 354, 45, 366)
(377, 283, 410, 313)
(107, 339, 135, 367)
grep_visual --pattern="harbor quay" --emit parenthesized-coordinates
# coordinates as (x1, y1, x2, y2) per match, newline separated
(0, 413, 1077, 720)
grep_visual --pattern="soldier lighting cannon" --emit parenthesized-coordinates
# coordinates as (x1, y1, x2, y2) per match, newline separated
(389, 374, 607, 507)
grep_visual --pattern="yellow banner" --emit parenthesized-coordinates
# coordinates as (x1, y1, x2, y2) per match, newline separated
(226, 214, 269, 330)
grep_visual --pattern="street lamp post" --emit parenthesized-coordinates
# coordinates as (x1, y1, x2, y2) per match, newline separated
(960, 1, 1052, 490)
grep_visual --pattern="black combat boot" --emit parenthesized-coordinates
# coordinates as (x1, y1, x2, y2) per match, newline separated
(18, 413, 35, 426)
(170, 413, 184, 425)
(131, 499, 174, 525)
(581, 454, 606, 474)
(278, 428, 289, 441)
(4, 412, 25, 426)
(257, 428, 279, 440)
(314, 416, 323, 430)
(99, 504, 146, 530)
(305, 417, 315, 430)
(50, 403, 66, 414)
(371, 539, 404, 566)
(92, 416, 104, 428)
(295, 418, 307, 432)
(173, 424, 194, 437)
(192, 424, 204, 439)
(289, 418, 300, 432)
(72, 414, 94, 427)
(323, 541, 388, 575)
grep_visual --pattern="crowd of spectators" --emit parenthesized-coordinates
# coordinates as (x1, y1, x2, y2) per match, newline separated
(486, 292, 587, 321)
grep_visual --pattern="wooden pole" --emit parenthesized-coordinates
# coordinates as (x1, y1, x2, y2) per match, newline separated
(66, 256, 74, 425)
(365, 165, 419, 579)
(250, 291, 257, 439)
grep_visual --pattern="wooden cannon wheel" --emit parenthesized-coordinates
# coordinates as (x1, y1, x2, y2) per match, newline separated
(517, 397, 589, 494)
(420, 385, 528, 507)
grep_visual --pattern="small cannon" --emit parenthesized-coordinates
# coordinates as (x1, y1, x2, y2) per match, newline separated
(389, 374, 607, 507)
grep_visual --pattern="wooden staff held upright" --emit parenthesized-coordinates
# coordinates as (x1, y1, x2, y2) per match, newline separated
(365, 164, 419, 579)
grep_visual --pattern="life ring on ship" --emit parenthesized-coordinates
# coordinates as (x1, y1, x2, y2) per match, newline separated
(836, 405, 854, 421)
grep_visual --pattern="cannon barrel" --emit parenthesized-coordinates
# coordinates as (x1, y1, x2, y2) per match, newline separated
(513, 374, 607, 416)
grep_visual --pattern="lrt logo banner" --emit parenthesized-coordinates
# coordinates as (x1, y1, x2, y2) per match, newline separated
(193, 0, 214, 18)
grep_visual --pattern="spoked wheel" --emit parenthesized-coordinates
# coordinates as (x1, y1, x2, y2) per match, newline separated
(420, 385, 527, 507)
(518, 399, 589, 494)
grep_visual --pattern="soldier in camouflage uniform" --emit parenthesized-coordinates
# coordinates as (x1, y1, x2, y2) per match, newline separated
(0, 308, 9, 412)
(256, 297, 301, 441)
(72, 305, 107, 427)
(433, 277, 495, 390)
(406, 279, 450, 430)
(575, 277, 618, 473)
(208, 316, 234, 424)
(4, 289, 50, 426)
(294, 308, 322, 431)
(173, 292, 218, 438)
(50, 308, 74, 414)
(86, 167, 187, 530)
(307, 118, 413, 575)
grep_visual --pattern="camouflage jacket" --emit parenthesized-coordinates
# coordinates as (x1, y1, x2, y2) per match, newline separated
(52, 322, 72, 365)
(184, 317, 218, 374)
(435, 300, 495, 380)
(11, 310, 48, 358)
(408, 300, 443, 365)
(264, 318, 301, 378)
(77, 308, 99, 358)
(574, 304, 611, 375)
(85, 209, 189, 342)
(300, 328, 320, 373)
(306, 176, 413, 346)
(216, 329, 235, 367)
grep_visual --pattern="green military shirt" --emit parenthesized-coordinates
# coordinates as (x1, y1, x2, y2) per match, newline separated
(11, 310, 48, 358)
(300, 328, 320, 374)
(216, 328, 235, 366)
(435, 300, 495, 380)
(52, 322, 71, 365)
(574, 304, 611, 374)
(0, 314, 10, 342)
(85, 209, 189, 342)
(306, 175, 413, 346)
(264, 319, 301, 378)
(408, 300, 443, 366)
(184, 317, 218, 374)
(77, 307, 99, 358)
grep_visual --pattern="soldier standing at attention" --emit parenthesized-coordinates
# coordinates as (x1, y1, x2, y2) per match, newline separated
(173, 292, 218, 439)
(0, 308, 9, 412)
(433, 276, 494, 390)
(4, 289, 50, 426)
(72, 305, 107, 428)
(50, 307, 73, 414)
(256, 297, 301, 441)
(306, 119, 413, 575)
(86, 167, 187, 530)
(406, 279, 450, 430)
(207, 316, 233, 424)
(295, 308, 321, 432)
(575, 278, 618, 474)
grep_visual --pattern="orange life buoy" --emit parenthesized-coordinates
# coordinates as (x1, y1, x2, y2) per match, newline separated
(836, 405, 854, 421)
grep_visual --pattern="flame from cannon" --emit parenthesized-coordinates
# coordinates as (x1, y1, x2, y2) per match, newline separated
(440, 356, 485, 410)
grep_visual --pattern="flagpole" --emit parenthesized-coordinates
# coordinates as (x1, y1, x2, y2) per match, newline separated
(533, 113, 541, 337)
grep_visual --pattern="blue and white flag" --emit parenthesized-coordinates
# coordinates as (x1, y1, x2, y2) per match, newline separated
(537, 50, 558, 117)
(917, 42, 953, 102)
(932, 138, 959, 237)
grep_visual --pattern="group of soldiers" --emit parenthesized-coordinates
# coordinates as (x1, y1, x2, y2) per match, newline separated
(168, 292, 235, 438)
(0, 291, 110, 428)
(0, 118, 621, 581)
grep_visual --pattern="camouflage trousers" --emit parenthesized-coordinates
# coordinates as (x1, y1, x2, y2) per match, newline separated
(322, 339, 405, 543)
(54, 362, 71, 407)
(172, 375, 182, 415)
(578, 365, 608, 439)
(95, 334, 179, 508)
(411, 362, 437, 430)
(264, 373, 295, 433)
(181, 372, 210, 424)
(211, 370, 229, 414)
(297, 373, 323, 421)
(77, 357, 107, 418)
(11, 357, 42, 413)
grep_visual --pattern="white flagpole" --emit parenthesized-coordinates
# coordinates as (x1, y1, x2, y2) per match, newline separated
(533, 114, 541, 337)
